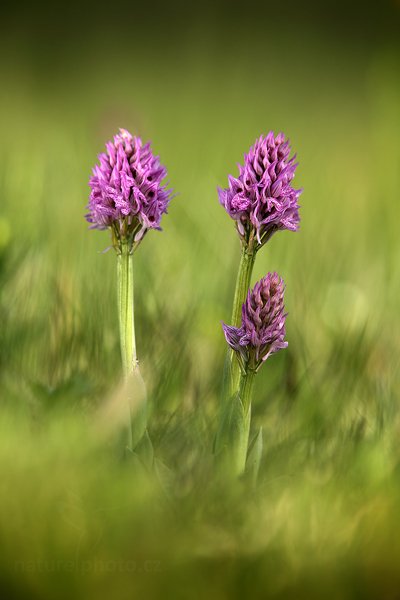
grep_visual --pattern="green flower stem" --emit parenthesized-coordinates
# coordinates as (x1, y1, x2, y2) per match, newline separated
(236, 369, 256, 475)
(117, 242, 137, 377)
(239, 368, 256, 414)
(231, 246, 257, 327)
(117, 241, 145, 453)
(229, 246, 256, 391)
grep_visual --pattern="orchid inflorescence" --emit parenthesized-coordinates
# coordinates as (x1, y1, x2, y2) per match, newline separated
(218, 132, 301, 251)
(87, 128, 173, 252)
(223, 272, 288, 375)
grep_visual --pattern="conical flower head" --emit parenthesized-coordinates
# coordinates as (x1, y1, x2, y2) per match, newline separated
(222, 273, 288, 372)
(86, 129, 173, 250)
(218, 132, 301, 248)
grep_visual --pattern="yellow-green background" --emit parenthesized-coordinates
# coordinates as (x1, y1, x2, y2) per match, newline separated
(0, 1, 399, 597)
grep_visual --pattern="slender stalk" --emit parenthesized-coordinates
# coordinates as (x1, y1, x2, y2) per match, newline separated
(229, 246, 256, 392)
(236, 369, 256, 475)
(231, 246, 257, 328)
(217, 242, 257, 471)
(117, 241, 140, 452)
(239, 369, 255, 414)
(117, 242, 137, 377)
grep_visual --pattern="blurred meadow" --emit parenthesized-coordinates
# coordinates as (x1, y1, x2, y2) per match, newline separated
(1, 0, 400, 597)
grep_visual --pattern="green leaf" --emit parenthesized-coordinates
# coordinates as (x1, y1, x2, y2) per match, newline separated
(221, 351, 233, 404)
(214, 392, 251, 476)
(126, 369, 148, 449)
(95, 368, 147, 452)
(134, 429, 154, 470)
(246, 426, 263, 486)
(154, 458, 174, 497)
(124, 446, 147, 474)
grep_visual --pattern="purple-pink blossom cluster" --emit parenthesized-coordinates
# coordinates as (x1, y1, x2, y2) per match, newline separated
(218, 132, 301, 247)
(223, 273, 288, 372)
(86, 129, 172, 246)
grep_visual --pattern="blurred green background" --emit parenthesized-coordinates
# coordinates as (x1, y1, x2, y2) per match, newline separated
(0, 0, 400, 597)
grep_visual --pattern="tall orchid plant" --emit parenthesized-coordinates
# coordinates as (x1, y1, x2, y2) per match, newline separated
(86, 129, 173, 456)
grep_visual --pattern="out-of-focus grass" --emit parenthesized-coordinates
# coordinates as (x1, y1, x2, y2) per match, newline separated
(0, 19, 400, 599)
